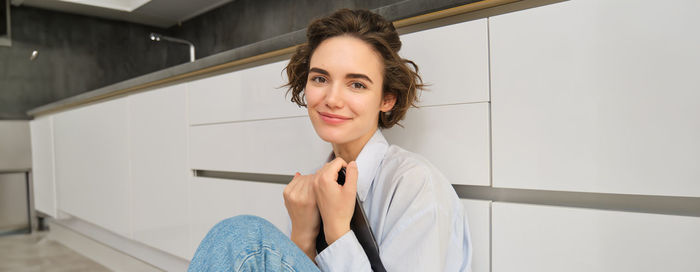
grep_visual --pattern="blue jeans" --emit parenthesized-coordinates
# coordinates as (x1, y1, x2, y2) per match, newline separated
(188, 215, 320, 272)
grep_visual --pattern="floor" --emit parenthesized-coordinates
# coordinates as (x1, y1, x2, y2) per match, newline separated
(0, 231, 110, 272)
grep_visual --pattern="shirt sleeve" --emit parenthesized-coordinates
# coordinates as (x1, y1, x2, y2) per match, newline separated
(315, 230, 372, 271)
(377, 177, 454, 272)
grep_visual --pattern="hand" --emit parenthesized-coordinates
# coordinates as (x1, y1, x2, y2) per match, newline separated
(283, 172, 320, 260)
(314, 158, 358, 245)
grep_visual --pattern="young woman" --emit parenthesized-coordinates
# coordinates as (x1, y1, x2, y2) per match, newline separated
(188, 9, 471, 272)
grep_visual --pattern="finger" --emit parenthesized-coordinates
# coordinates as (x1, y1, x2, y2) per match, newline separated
(345, 161, 359, 194)
(326, 157, 348, 172)
(321, 158, 348, 184)
(285, 173, 301, 195)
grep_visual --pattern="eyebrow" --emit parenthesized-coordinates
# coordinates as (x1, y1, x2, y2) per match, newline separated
(309, 67, 374, 84)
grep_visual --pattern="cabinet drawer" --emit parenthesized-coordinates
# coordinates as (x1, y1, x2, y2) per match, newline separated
(490, 0, 700, 196)
(188, 60, 305, 125)
(492, 202, 700, 272)
(400, 18, 489, 105)
(189, 116, 330, 175)
(384, 103, 490, 186)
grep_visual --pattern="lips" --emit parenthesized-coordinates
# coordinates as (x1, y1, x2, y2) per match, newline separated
(318, 111, 351, 125)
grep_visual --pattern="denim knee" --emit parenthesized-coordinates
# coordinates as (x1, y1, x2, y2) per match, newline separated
(212, 215, 276, 238)
(216, 215, 274, 230)
(189, 215, 319, 272)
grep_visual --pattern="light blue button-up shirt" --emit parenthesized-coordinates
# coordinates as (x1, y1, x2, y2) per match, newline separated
(313, 130, 472, 271)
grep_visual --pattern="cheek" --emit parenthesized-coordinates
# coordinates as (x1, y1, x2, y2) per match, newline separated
(346, 94, 379, 117)
(304, 85, 323, 107)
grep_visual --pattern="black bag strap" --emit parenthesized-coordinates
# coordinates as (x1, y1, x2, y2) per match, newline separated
(316, 196, 387, 272)
(316, 167, 387, 271)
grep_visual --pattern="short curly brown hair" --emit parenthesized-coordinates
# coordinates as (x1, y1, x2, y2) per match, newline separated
(285, 9, 423, 129)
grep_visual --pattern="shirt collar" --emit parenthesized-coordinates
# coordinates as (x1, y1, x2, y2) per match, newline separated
(327, 130, 389, 202)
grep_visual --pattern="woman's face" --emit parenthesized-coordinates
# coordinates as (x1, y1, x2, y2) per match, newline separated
(305, 35, 395, 145)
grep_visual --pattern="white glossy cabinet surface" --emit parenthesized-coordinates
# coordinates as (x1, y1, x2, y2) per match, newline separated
(129, 84, 190, 259)
(30, 117, 57, 217)
(52, 98, 132, 238)
(461, 199, 490, 272)
(189, 116, 330, 175)
(400, 18, 489, 105)
(490, 0, 700, 196)
(189, 177, 288, 260)
(492, 202, 700, 272)
(384, 103, 490, 186)
(188, 60, 304, 125)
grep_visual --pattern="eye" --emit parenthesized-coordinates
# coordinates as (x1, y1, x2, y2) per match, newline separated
(311, 76, 327, 84)
(350, 82, 367, 89)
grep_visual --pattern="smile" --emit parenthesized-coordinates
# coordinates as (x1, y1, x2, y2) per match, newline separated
(319, 111, 351, 125)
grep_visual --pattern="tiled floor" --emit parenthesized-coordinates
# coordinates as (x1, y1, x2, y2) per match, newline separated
(0, 231, 110, 272)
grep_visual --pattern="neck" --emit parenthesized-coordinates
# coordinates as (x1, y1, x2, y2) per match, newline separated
(332, 128, 377, 162)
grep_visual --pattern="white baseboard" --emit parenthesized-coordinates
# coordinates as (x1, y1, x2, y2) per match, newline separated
(48, 218, 190, 272)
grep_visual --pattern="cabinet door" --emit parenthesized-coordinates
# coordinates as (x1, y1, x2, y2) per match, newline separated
(30, 117, 57, 217)
(384, 103, 490, 186)
(53, 98, 131, 237)
(129, 84, 190, 259)
(492, 202, 700, 272)
(461, 199, 490, 272)
(400, 18, 489, 105)
(189, 177, 288, 260)
(490, 0, 700, 196)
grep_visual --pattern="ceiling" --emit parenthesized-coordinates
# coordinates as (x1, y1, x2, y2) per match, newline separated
(11, 0, 235, 28)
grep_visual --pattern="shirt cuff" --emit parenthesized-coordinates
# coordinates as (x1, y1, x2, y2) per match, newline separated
(315, 230, 372, 272)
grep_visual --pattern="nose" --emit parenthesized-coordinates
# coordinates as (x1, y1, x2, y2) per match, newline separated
(325, 82, 344, 109)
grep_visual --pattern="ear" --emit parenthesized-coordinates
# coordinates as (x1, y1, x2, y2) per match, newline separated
(380, 93, 396, 112)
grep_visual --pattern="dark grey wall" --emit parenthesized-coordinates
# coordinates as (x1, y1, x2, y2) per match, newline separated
(1, 0, 479, 119)
(0, 6, 186, 119)
(169, 0, 479, 59)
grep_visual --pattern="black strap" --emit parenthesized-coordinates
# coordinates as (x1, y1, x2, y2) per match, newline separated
(316, 196, 387, 272)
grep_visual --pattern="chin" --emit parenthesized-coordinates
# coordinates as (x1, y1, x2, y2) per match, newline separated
(308, 111, 342, 144)
(312, 124, 351, 144)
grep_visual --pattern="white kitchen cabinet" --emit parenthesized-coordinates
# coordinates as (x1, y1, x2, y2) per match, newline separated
(52, 98, 132, 238)
(188, 176, 288, 260)
(30, 116, 57, 217)
(189, 116, 330, 175)
(188, 59, 305, 126)
(384, 103, 490, 186)
(461, 199, 490, 272)
(400, 18, 489, 105)
(490, 0, 700, 196)
(129, 84, 190, 259)
(492, 202, 700, 272)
